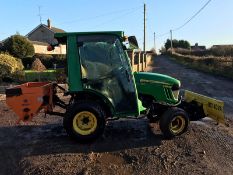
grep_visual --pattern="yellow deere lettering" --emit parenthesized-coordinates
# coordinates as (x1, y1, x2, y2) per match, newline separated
(208, 102, 223, 112)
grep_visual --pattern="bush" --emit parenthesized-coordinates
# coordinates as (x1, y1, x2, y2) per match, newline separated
(168, 52, 233, 80)
(51, 54, 66, 68)
(165, 39, 190, 50)
(21, 57, 35, 69)
(0, 53, 24, 81)
(174, 48, 190, 55)
(174, 45, 233, 57)
(210, 45, 233, 57)
(3, 35, 35, 59)
(174, 48, 210, 57)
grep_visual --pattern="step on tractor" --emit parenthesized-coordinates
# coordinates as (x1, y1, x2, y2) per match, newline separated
(5, 31, 226, 142)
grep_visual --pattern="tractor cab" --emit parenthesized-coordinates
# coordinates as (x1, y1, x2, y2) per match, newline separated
(54, 32, 143, 117)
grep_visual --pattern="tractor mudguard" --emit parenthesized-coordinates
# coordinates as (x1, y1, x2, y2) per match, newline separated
(182, 90, 225, 124)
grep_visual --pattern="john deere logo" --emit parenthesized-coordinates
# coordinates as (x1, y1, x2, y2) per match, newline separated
(140, 79, 170, 86)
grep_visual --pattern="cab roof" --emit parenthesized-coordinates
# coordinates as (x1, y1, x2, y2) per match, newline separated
(54, 31, 124, 38)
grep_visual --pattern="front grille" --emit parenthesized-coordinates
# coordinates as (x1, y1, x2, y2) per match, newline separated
(165, 87, 173, 100)
(164, 87, 180, 101)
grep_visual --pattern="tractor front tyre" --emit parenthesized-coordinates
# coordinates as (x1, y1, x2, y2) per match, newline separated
(159, 107, 189, 138)
(63, 101, 106, 143)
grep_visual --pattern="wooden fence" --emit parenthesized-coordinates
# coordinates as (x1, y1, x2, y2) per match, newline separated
(127, 49, 154, 72)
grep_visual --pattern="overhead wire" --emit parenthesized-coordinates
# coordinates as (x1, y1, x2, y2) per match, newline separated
(57, 5, 143, 25)
(172, 0, 212, 31)
(13, 5, 143, 36)
(155, 31, 170, 38)
(154, 0, 213, 38)
(90, 6, 143, 29)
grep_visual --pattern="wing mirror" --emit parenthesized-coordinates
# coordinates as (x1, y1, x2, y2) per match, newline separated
(122, 36, 130, 50)
(47, 42, 59, 51)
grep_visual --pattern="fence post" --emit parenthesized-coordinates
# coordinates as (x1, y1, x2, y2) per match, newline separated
(146, 53, 151, 65)
(140, 52, 144, 71)
(137, 52, 140, 72)
(144, 52, 147, 69)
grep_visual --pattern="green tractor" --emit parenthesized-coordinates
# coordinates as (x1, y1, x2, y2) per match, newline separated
(6, 31, 225, 142)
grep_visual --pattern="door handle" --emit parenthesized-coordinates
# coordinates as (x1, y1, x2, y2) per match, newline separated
(125, 70, 130, 82)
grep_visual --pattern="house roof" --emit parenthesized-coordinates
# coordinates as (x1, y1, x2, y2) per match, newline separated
(26, 24, 65, 37)
(30, 40, 49, 46)
(50, 26, 65, 33)
(191, 45, 206, 50)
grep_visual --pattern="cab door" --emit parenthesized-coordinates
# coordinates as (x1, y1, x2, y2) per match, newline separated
(77, 34, 139, 116)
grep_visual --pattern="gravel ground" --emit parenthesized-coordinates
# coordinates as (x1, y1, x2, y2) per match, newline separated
(0, 55, 232, 175)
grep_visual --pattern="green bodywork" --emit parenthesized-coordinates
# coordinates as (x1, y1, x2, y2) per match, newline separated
(54, 31, 180, 118)
(67, 35, 83, 91)
(134, 72, 181, 105)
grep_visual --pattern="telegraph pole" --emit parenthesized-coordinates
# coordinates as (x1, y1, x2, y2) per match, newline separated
(170, 29, 173, 53)
(153, 32, 156, 50)
(143, 3, 146, 52)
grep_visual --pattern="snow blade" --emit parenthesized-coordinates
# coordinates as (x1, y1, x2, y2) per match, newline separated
(183, 90, 225, 124)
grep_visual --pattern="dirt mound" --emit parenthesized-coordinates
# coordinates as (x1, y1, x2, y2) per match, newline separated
(31, 58, 46, 71)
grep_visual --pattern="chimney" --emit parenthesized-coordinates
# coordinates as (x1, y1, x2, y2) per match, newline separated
(47, 18, 51, 29)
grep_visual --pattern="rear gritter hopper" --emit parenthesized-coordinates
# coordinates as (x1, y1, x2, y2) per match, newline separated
(5, 82, 54, 123)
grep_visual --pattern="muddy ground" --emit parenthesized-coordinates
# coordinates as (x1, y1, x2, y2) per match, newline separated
(0, 55, 232, 175)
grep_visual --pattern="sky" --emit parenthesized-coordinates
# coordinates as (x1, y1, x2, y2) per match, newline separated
(0, 0, 233, 51)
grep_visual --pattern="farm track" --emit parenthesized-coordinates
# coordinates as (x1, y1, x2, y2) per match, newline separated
(0, 55, 232, 175)
(148, 55, 233, 120)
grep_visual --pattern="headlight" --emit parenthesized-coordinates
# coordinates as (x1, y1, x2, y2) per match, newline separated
(172, 83, 180, 100)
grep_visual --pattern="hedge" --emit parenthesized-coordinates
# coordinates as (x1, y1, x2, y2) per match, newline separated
(24, 68, 66, 83)
(0, 53, 24, 81)
(167, 52, 233, 80)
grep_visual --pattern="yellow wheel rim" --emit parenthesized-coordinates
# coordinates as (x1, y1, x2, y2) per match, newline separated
(72, 111, 97, 136)
(170, 116, 185, 134)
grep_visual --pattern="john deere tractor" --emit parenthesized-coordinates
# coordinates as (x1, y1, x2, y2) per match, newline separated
(6, 31, 225, 142)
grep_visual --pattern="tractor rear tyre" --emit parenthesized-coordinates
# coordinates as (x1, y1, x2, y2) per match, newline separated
(159, 107, 189, 138)
(63, 101, 106, 143)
